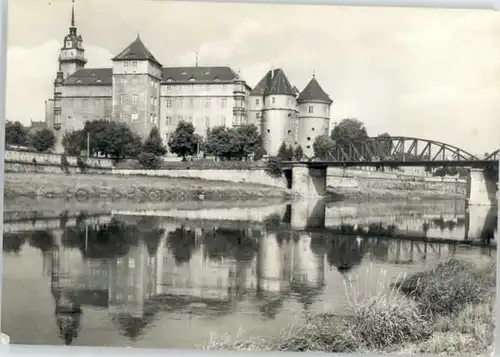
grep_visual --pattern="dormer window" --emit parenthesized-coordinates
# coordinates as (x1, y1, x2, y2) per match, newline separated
(76, 79, 82, 83)
(96, 79, 102, 83)
(181, 71, 187, 75)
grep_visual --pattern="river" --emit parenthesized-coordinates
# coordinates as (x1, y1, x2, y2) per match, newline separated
(1, 198, 496, 348)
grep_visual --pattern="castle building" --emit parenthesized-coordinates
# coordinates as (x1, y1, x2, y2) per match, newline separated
(45, 1, 332, 158)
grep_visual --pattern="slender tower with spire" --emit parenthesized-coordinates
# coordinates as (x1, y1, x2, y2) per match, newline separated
(58, 0, 87, 80)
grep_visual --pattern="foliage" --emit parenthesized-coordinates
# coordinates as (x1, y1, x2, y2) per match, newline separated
(86, 120, 142, 160)
(142, 126, 167, 156)
(29, 128, 56, 152)
(277, 142, 294, 161)
(313, 135, 335, 160)
(331, 118, 369, 142)
(294, 145, 304, 161)
(62, 130, 85, 156)
(168, 121, 201, 160)
(253, 147, 266, 161)
(265, 157, 283, 178)
(205, 124, 262, 161)
(137, 151, 163, 169)
(5, 121, 29, 147)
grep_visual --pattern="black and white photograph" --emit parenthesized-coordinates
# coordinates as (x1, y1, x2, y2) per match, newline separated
(1, 0, 498, 355)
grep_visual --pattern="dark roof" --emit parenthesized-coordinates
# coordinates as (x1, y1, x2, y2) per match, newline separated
(297, 77, 333, 104)
(112, 35, 162, 67)
(250, 68, 295, 96)
(64, 68, 112, 86)
(161, 66, 239, 83)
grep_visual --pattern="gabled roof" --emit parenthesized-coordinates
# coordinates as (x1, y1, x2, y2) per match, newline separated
(161, 66, 239, 83)
(112, 35, 162, 67)
(250, 68, 296, 97)
(297, 76, 333, 104)
(64, 68, 112, 86)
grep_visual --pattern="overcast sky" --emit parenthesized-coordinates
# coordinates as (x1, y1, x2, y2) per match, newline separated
(7, 0, 500, 154)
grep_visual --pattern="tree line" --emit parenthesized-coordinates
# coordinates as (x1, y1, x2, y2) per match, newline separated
(5, 121, 56, 152)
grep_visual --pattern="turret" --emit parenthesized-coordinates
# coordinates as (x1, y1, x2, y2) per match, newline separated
(250, 68, 297, 156)
(296, 74, 333, 158)
(58, 0, 87, 80)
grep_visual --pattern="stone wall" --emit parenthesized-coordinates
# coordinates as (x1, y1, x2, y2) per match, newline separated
(4, 149, 114, 173)
(327, 167, 466, 195)
(112, 168, 287, 188)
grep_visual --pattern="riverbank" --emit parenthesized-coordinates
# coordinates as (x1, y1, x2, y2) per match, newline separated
(4, 173, 291, 201)
(204, 259, 495, 356)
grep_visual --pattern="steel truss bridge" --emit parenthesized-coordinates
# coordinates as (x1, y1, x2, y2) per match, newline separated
(286, 136, 499, 168)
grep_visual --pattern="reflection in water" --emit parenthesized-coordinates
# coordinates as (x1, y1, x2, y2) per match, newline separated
(2, 199, 496, 348)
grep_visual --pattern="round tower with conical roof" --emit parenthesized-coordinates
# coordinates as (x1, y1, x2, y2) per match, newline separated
(296, 74, 333, 158)
(250, 69, 298, 156)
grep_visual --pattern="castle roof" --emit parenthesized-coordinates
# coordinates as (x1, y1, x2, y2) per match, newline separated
(63, 66, 246, 87)
(250, 68, 295, 96)
(297, 76, 333, 104)
(161, 66, 239, 83)
(112, 35, 162, 67)
(64, 68, 112, 86)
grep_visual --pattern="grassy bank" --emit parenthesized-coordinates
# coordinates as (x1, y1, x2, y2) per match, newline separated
(204, 259, 495, 356)
(4, 173, 290, 201)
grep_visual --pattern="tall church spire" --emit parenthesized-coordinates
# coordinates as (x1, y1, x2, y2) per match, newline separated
(71, 0, 75, 28)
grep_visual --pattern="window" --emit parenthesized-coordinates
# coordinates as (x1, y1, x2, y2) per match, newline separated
(256, 113, 261, 119)
(189, 99, 194, 108)
(120, 77, 127, 85)
(67, 116, 72, 120)
(167, 85, 172, 91)
(82, 99, 88, 108)
(150, 114, 154, 123)
(206, 84, 210, 91)
(131, 113, 139, 121)
(205, 116, 210, 127)
(124, 61, 129, 67)
(256, 99, 260, 105)
(132, 61, 137, 67)
(153, 97, 157, 106)
(232, 116, 237, 126)
(205, 99, 211, 109)
(308, 105, 314, 114)
(220, 98, 227, 109)
(166, 99, 172, 108)
(55, 114, 61, 124)
(189, 84, 194, 92)
(177, 99, 183, 108)
(120, 94, 126, 104)
(307, 137, 311, 141)
(83, 115, 88, 122)
(223, 84, 227, 90)
(221, 116, 227, 126)
(165, 116, 171, 125)
(132, 94, 139, 104)
(132, 76, 138, 85)
(272, 97, 276, 104)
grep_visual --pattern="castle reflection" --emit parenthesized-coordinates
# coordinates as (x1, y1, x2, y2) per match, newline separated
(2, 199, 496, 346)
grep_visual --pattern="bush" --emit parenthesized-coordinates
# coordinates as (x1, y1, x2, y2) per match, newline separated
(137, 151, 163, 169)
(396, 259, 492, 316)
(265, 157, 283, 178)
(30, 128, 56, 152)
(253, 147, 266, 161)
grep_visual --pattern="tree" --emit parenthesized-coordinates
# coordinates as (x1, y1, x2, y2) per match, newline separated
(62, 130, 85, 155)
(204, 126, 239, 160)
(138, 127, 167, 169)
(142, 127, 167, 156)
(254, 147, 266, 161)
(294, 145, 304, 161)
(168, 121, 200, 160)
(313, 135, 335, 160)
(331, 118, 369, 142)
(235, 124, 262, 160)
(286, 145, 294, 161)
(5, 121, 29, 147)
(30, 128, 56, 152)
(277, 142, 289, 161)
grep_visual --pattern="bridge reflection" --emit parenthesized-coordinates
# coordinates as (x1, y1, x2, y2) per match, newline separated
(2, 201, 495, 345)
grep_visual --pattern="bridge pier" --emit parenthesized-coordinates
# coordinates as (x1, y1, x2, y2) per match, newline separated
(466, 168, 498, 206)
(289, 199, 327, 230)
(291, 165, 328, 198)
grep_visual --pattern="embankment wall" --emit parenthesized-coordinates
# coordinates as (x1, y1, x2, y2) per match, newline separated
(4, 149, 466, 195)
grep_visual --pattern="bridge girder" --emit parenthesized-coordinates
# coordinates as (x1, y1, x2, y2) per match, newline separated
(325, 136, 490, 163)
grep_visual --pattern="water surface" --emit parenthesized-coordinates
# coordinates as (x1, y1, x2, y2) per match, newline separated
(2, 199, 496, 348)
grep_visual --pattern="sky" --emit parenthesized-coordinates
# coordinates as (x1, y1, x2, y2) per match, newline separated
(6, 0, 500, 155)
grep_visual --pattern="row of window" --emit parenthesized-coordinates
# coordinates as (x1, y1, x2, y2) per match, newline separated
(165, 97, 228, 109)
(118, 76, 159, 89)
(165, 83, 229, 92)
(119, 94, 158, 106)
(66, 98, 112, 109)
(165, 115, 247, 127)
